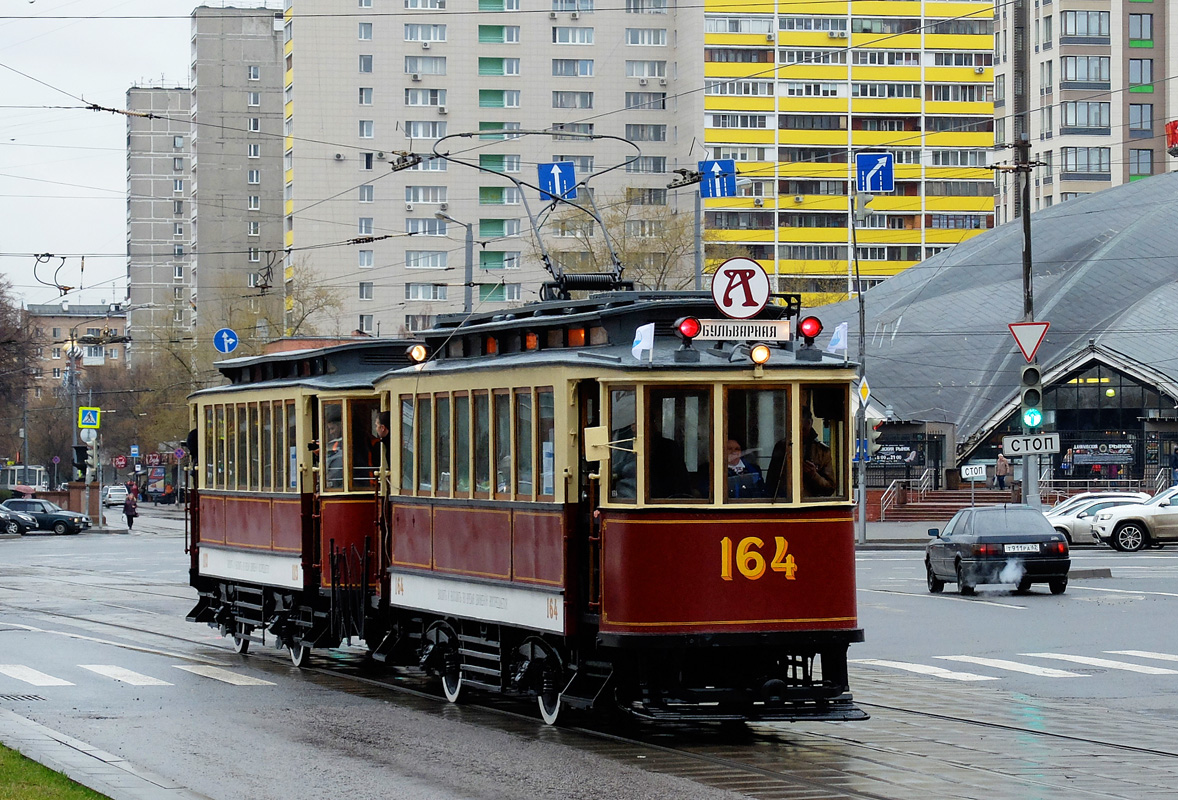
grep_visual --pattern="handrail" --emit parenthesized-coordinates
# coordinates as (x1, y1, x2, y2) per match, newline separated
(916, 467, 934, 500)
(880, 479, 901, 521)
(1156, 469, 1170, 494)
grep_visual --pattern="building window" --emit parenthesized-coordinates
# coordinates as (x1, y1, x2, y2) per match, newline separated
(359, 217, 374, 234)
(248, 169, 260, 184)
(174, 245, 184, 256)
(248, 195, 261, 210)
(405, 250, 448, 268)
(52, 368, 62, 379)
(173, 223, 184, 237)
(248, 248, 261, 262)
(359, 250, 374, 268)
(405, 56, 447, 75)
(1061, 10, 1109, 37)
(626, 187, 667, 205)
(479, 89, 521, 108)
(1061, 102, 1109, 128)
(173, 179, 183, 193)
(552, 91, 593, 109)
(404, 315, 436, 332)
(479, 25, 521, 43)
(248, 117, 260, 132)
(173, 199, 184, 215)
(1061, 147, 1111, 173)
(362, 153, 374, 170)
(1129, 14, 1152, 42)
(248, 65, 260, 81)
(1061, 56, 1110, 83)
(359, 54, 373, 73)
(359, 120, 374, 138)
(358, 22, 373, 39)
(479, 283, 521, 302)
(174, 265, 184, 279)
(358, 315, 374, 333)
(359, 281, 374, 300)
(552, 59, 593, 77)
(1129, 149, 1153, 177)
(51, 347, 61, 359)
(624, 123, 666, 142)
(552, 0, 592, 10)
(247, 91, 260, 106)
(404, 23, 447, 41)
(405, 283, 448, 300)
(173, 135, 185, 148)
(359, 87, 373, 105)
(405, 185, 447, 203)
(173, 157, 184, 171)
(552, 27, 594, 44)
(1129, 104, 1153, 134)
(625, 91, 666, 110)
(248, 221, 260, 236)
(406, 218, 447, 235)
(359, 185, 375, 203)
(477, 57, 520, 76)
(624, 27, 666, 45)
(405, 88, 446, 106)
(625, 156, 666, 173)
(247, 143, 260, 158)
(404, 120, 447, 139)
(1129, 59, 1153, 88)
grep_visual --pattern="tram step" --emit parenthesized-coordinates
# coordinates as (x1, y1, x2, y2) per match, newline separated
(460, 663, 502, 678)
(458, 647, 501, 663)
(233, 601, 264, 613)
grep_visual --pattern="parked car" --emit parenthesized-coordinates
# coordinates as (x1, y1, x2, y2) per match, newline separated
(102, 485, 128, 508)
(0, 498, 92, 535)
(0, 505, 38, 535)
(1044, 497, 1146, 544)
(1046, 491, 1151, 519)
(926, 505, 1070, 595)
(1092, 485, 1178, 552)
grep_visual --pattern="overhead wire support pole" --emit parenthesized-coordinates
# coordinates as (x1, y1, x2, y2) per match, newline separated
(850, 188, 870, 546)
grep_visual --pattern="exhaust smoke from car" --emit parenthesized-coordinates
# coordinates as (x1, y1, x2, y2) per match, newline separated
(999, 559, 1026, 586)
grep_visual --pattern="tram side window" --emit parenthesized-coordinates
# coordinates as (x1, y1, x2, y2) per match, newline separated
(454, 393, 471, 495)
(286, 400, 297, 490)
(474, 392, 491, 495)
(798, 385, 848, 500)
(494, 391, 511, 496)
(323, 401, 345, 490)
(237, 404, 248, 491)
(647, 387, 712, 502)
(538, 389, 555, 498)
(515, 390, 533, 499)
(416, 396, 433, 493)
(225, 405, 236, 489)
(608, 387, 637, 502)
(436, 395, 451, 494)
(729, 387, 790, 502)
(261, 403, 273, 491)
(249, 403, 261, 491)
(399, 395, 414, 492)
(204, 407, 214, 488)
(272, 401, 285, 492)
(350, 398, 381, 490)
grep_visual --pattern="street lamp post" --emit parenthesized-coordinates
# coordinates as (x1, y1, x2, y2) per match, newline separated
(435, 212, 474, 313)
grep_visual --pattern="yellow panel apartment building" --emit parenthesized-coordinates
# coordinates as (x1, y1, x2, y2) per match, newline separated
(702, 1, 996, 301)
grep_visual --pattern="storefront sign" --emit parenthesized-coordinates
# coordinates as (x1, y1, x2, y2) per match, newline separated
(1070, 442, 1134, 465)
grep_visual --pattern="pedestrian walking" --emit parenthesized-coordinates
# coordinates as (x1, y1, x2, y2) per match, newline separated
(123, 495, 138, 531)
(1170, 447, 1178, 485)
(995, 453, 1011, 490)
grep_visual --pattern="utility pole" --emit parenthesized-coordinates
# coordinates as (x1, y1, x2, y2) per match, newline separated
(850, 192, 872, 545)
(669, 167, 706, 290)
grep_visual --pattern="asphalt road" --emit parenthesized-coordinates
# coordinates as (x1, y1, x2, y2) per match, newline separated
(3, 508, 1178, 799)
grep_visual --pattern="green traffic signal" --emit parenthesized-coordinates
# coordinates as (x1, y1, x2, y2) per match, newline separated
(1022, 407, 1043, 428)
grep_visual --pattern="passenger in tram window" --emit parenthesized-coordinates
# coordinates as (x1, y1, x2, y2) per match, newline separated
(648, 435, 692, 499)
(368, 410, 390, 470)
(799, 406, 835, 497)
(325, 419, 344, 489)
(726, 439, 765, 498)
(610, 423, 637, 499)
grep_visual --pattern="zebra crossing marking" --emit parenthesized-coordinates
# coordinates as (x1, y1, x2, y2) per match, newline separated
(172, 665, 275, 686)
(1021, 653, 1178, 675)
(0, 665, 73, 687)
(850, 659, 997, 681)
(1105, 650, 1178, 663)
(935, 655, 1087, 678)
(78, 665, 173, 686)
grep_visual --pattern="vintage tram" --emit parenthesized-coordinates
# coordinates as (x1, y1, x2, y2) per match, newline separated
(186, 292, 866, 724)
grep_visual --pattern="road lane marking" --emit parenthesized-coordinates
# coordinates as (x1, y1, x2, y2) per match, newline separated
(173, 665, 275, 686)
(1021, 653, 1178, 675)
(850, 659, 997, 681)
(79, 665, 172, 686)
(0, 665, 74, 686)
(935, 655, 1087, 678)
(1106, 650, 1178, 663)
(861, 589, 1025, 609)
(1071, 586, 1178, 598)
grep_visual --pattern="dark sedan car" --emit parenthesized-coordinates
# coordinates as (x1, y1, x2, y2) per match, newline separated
(1, 505, 38, 535)
(926, 505, 1070, 595)
(0, 498, 91, 535)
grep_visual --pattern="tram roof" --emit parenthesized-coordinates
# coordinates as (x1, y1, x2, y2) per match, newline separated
(813, 170, 1178, 455)
(192, 338, 417, 398)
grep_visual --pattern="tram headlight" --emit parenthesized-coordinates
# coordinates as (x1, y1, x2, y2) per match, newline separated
(749, 343, 772, 365)
(798, 316, 823, 344)
(674, 316, 702, 344)
(406, 343, 429, 363)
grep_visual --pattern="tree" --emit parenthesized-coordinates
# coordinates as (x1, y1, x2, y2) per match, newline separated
(0, 277, 42, 465)
(279, 259, 347, 337)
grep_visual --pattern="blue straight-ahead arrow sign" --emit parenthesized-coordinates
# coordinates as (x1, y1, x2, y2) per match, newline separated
(855, 152, 894, 193)
(538, 161, 577, 201)
(698, 159, 737, 198)
(213, 327, 239, 354)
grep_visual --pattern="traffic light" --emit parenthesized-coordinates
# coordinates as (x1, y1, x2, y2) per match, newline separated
(72, 445, 88, 480)
(1020, 364, 1044, 429)
(85, 443, 98, 480)
(795, 316, 823, 362)
(867, 416, 885, 457)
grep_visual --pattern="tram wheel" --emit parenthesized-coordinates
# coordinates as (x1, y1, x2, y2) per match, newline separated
(441, 659, 464, 704)
(1113, 523, 1147, 553)
(231, 625, 252, 654)
(926, 561, 944, 593)
(289, 643, 311, 668)
(956, 563, 975, 596)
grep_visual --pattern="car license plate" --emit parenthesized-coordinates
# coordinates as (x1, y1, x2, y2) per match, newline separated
(1004, 543, 1039, 553)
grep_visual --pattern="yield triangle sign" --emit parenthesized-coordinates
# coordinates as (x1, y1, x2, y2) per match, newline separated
(1009, 321, 1050, 362)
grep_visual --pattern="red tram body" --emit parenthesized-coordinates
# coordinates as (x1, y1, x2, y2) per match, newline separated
(186, 293, 867, 723)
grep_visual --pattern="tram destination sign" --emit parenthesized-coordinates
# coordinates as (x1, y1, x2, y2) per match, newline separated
(698, 319, 791, 342)
(1002, 432, 1061, 455)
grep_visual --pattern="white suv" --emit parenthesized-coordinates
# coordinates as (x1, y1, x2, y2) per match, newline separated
(1092, 485, 1178, 552)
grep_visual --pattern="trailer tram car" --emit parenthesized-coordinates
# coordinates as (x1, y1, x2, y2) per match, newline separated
(186, 293, 866, 724)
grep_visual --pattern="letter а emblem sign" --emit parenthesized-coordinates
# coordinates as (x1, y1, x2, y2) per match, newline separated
(711, 257, 771, 320)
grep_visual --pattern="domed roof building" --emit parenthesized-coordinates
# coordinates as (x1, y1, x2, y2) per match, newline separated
(818, 170, 1178, 488)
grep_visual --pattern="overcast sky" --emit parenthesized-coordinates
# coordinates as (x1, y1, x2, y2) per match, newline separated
(0, 1, 280, 307)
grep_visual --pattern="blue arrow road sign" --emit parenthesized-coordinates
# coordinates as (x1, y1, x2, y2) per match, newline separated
(855, 152, 894, 193)
(214, 327, 239, 354)
(538, 161, 577, 201)
(698, 159, 737, 198)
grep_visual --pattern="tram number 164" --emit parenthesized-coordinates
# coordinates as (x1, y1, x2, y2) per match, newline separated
(720, 536, 798, 581)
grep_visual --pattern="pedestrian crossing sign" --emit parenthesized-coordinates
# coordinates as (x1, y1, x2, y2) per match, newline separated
(78, 407, 101, 429)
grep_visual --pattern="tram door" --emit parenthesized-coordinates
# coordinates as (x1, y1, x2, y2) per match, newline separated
(576, 379, 601, 619)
